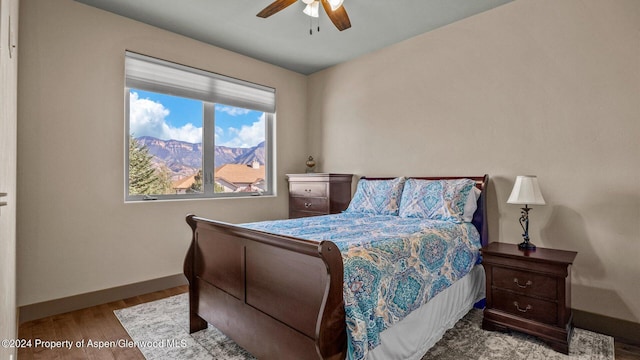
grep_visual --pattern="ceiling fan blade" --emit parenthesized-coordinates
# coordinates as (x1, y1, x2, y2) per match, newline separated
(257, 0, 298, 18)
(321, 0, 351, 31)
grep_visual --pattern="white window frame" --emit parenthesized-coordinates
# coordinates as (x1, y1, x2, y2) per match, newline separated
(124, 51, 276, 202)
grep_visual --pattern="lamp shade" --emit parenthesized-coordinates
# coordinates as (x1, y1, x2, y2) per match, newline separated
(507, 175, 546, 205)
(303, 1, 320, 17)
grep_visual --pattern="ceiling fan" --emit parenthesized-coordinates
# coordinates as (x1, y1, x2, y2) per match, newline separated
(257, 0, 351, 31)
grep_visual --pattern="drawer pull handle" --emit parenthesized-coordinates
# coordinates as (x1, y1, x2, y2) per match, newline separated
(304, 202, 312, 208)
(513, 278, 533, 288)
(513, 301, 532, 313)
(305, 189, 312, 193)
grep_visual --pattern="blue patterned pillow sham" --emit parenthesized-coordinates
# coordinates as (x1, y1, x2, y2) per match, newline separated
(345, 177, 406, 215)
(399, 178, 476, 222)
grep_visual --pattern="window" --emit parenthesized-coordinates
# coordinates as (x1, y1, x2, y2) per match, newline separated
(124, 52, 275, 201)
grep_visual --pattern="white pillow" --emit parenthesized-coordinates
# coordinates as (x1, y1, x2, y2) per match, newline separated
(462, 186, 481, 222)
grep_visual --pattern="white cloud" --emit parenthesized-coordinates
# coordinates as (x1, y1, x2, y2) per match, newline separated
(214, 126, 224, 143)
(219, 114, 265, 148)
(129, 92, 202, 143)
(215, 105, 251, 117)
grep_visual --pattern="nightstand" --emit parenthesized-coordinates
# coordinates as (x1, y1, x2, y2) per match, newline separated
(286, 173, 353, 219)
(481, 242, 578, 354)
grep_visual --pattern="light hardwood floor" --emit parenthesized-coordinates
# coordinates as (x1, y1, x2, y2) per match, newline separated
(17, 285, 640, 359)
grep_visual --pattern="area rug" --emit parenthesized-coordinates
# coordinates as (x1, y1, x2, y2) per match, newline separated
(114, 293, 614, 360)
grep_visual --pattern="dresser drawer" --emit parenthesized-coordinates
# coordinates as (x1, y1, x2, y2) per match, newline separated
(290, 210, 326, 219)
(492, 289, 558, 325)
(289, 183, 328, 198)
(290, 197, 329, 213)
(287, 173, 353, 219)
(492, 267, 557, 300)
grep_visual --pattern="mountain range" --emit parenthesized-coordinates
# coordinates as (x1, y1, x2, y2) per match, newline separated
(135, 136, 265, 180)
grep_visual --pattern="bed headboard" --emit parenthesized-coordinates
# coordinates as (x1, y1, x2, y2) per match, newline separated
(360, 175, 489, 248)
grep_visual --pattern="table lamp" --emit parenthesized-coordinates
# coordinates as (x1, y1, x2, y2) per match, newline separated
(507, 175, 546, 250)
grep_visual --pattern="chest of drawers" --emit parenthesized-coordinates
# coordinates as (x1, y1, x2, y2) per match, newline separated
(481, 242, 577, 354)
(286, 173, 353, 219)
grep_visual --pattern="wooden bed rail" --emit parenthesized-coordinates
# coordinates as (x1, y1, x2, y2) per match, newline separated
(184, 215, 347, 360)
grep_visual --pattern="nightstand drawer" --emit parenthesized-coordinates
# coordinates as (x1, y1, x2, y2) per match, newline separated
(290, 197, 329, 212)
(481, 243, 577, 354)
(492, 267, 557, 300)
(492, 289, 558, 325)
(289, 183, 328, 198)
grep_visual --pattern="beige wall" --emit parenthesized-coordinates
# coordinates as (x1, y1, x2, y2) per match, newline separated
(308, 0, 640, 323)
(17, 0, 307, 306)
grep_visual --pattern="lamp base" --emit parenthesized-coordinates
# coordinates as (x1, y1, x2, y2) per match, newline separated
(518, 240, 536, 251)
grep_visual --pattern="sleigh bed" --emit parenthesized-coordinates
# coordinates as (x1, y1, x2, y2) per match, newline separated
(184, 175, 489, 360)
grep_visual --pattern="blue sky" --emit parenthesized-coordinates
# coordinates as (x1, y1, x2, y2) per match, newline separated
(129, 89, 265, 148)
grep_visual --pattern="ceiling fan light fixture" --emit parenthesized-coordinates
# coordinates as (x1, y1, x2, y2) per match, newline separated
(327, 0, 344, 11)
(258, 0, 351, 31)
(303, 1, 320, 18)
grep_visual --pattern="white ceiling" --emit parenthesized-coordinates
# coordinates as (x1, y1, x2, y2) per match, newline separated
(74, 0, 513, 75)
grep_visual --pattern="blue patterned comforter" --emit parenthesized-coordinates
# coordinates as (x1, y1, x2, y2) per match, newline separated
(241, 213, 481, 360)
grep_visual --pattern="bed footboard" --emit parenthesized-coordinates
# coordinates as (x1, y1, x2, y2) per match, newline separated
(184, 215, 347, 360)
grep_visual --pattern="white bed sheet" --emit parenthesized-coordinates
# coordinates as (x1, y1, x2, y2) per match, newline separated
(368, 264, 486, 360)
